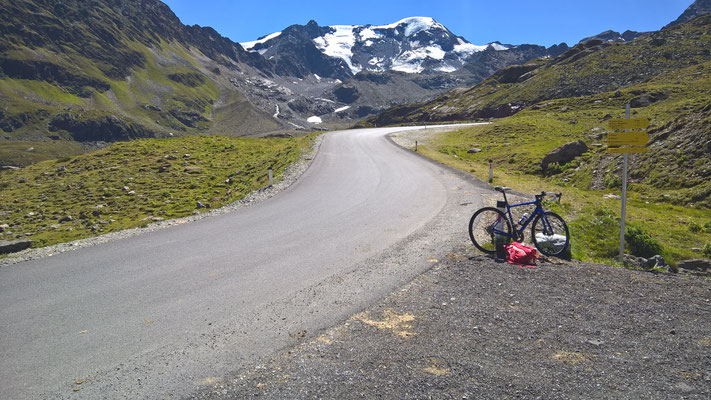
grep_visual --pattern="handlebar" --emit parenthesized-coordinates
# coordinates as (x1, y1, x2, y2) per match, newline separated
(536, 191, 562, 203)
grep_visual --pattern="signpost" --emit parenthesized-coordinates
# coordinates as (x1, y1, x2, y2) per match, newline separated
(608, 118, 650, 131)
(607, 131, 649, 147)
(607, 106, 650, 261)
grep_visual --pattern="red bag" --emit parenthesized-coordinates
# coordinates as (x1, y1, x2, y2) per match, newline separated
(503, 242, 538, 267)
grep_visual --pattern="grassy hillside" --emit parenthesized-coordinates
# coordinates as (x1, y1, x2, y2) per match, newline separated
(407, 59, 711, 266)
(0, 134, 313, 250)
(0, 0, 281, 167)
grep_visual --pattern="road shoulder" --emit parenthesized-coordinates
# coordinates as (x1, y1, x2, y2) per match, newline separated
(196, 249, 711, 399)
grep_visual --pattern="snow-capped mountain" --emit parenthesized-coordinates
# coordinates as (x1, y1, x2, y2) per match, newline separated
(233, 17, 567, 127)
(242, 17, 508, 78)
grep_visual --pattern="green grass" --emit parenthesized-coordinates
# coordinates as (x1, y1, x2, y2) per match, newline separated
(417, 141, 711, 267)
(412, 64, 711, 266)
(0, 140, 84, 167)
(0, 134, 315, 250)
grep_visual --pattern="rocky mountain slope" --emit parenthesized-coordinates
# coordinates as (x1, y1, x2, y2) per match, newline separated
(667, 0, 711, 27)
(363, 13, 711, 125)
(0, 2, 572, 166)
(0, 0, 288, 166)
(579, 29, 649, 43)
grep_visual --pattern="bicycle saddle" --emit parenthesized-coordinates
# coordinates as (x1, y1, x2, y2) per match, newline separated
(494, 186, 512, 193)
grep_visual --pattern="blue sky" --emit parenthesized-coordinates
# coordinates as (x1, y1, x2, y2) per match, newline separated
(162, 0, 693, 47)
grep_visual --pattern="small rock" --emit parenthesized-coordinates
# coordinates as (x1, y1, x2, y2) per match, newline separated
(586, 339, 604, 346)
(26, 147, 35, 152)
(0, 239, 32, 255)
(467, 148, 482, 154)
(617, 254, 646, 268)
(158, 164, 170, 173)
(57, 165, 66, 172)
(0, 224, 9, 232)
(677, 259, 711, 273)
(196, 201, 207, 209)
(58, 215, 73, 223)
(183, 154, 191, 158)
(151, 217, 165, 222)
(644, 255, 668, 270)
(0, 165, 20, 171)
(184, 166, 202, 174)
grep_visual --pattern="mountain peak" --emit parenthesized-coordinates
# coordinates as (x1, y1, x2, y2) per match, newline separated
(241, 17, 504, 76)
(373, 16, 445, 37)
(666, 0, 711, 28)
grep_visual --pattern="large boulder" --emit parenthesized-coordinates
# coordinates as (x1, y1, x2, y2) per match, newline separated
(541, 140, 589, 171)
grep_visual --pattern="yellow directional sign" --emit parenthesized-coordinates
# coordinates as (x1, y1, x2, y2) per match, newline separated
(607, 147, 647, 154)
(608, 131, 650, 146)
(608, 118, 650, 130)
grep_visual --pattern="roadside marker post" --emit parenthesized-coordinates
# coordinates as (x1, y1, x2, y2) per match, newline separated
(607, 105, 650, 262)
(488, 159, 493, 183)
(268, 166, 273, 187)
(620, 104, 630, 262)
(415, 141, 418, 152)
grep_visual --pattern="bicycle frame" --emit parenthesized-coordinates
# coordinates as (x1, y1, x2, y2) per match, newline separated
(491, 191, 558, 240)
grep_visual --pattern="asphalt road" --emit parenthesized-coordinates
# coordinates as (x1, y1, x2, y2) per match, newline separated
(0, 125, 487, 399)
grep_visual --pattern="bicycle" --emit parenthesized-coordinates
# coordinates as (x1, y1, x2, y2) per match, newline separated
(469, 186, 570, 257)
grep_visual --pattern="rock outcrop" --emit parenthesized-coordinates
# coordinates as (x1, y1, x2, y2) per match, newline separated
(541, 140, 589, 171)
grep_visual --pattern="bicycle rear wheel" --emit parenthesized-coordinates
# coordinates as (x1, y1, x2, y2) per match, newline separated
(531, 211, 570, 256)
(469, 207, 511, 254)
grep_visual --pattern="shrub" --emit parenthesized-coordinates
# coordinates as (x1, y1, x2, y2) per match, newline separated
(689, 222, 703, 233)
(604, 173, 621, 189)
(690, 221, 711, 233)
(703, 243, 711, 258)
(625, 226, 663, 258)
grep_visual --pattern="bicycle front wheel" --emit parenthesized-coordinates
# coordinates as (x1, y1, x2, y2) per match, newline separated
(469, 207, 511, 254)
(531, 211, 570, 256)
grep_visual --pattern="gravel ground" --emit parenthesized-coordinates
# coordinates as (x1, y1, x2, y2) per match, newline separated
(195, 250, 710, 399)
(0, 135, 325, 267)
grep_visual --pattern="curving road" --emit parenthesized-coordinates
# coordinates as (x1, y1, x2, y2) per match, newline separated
(0, 125, 488, 399)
